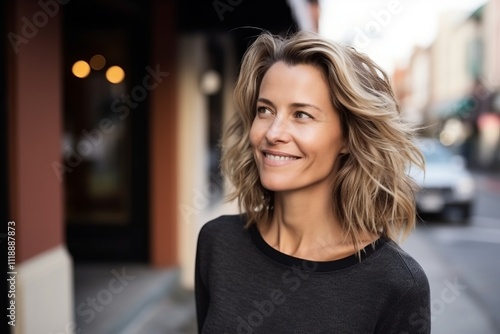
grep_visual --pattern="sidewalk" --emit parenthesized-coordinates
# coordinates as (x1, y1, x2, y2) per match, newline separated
(73, 264, 196, 334)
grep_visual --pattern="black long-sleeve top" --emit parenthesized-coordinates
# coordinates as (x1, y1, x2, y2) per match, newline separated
(195, 214, 431, 333)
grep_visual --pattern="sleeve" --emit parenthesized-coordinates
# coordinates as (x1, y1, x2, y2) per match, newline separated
(194, 227, 210, 334)
(376, 275, 431, 334)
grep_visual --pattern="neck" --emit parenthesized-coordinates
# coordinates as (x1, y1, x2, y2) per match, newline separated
(259, 183, 351, 261)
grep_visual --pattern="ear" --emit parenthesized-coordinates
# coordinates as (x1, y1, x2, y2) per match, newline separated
(339, 140, 348, 154)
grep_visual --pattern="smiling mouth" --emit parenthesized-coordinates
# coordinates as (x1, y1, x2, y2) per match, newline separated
(264, 152, 299, 161)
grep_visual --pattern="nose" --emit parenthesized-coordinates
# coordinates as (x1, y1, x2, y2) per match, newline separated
(265, 116, 290, 144)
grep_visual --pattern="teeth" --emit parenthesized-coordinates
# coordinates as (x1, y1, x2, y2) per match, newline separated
(265, 153, 297, 161)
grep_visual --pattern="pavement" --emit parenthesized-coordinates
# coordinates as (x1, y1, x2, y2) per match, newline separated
(73, 264, 196, 334)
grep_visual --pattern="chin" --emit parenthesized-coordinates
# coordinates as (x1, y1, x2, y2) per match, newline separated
(260, 177, 297, 192)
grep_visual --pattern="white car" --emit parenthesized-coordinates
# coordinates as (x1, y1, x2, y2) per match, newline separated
(409, 138, 475, 223)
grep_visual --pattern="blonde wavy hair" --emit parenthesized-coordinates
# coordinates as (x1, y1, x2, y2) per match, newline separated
(221, 31, 424, 246)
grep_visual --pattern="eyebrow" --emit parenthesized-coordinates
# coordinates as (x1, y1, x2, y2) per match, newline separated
(257, 97, 323, 112)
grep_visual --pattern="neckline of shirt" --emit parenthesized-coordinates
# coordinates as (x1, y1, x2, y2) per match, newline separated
(247, 223, 387, 272)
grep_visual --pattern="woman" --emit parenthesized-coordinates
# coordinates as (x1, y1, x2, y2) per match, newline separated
(195, 31, 430, 333)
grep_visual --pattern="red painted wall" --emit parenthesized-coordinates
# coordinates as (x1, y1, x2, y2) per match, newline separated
(8, 0, 64, 262)
(150, 0, 179, 266)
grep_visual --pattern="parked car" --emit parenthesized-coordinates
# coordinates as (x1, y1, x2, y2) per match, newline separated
(409, 138, 475, 223)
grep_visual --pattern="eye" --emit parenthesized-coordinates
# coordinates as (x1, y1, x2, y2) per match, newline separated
(257, 106, 273, 115)
(295, 111, 313, 119)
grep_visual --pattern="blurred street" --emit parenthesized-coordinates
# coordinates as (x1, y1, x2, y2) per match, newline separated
(403, 171, 500, 334)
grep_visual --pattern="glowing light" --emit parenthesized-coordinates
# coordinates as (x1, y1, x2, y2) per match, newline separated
(72, 60, 91, 78)
(106, 66, 125, 84)
(439, 131, 454, 146)
(439, 118, 466, 146)
(90, 54, 106, 70)
(200, 70, 221, 95)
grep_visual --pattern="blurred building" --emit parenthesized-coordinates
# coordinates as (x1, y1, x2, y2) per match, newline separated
(402, 0, 500, 170)
(3, 0, 318, 333)
(476, 0, 500, 169)
(401, 46, 431, 127)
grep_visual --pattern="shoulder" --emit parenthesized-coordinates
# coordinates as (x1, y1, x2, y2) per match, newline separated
(386, 240, 428, 283)
(372, 239, 429, 294)
(198, 214, 246, 236)
(195, 214, 249, 274)
(372, 240, 431, 332)
(197, 214, 247, 247)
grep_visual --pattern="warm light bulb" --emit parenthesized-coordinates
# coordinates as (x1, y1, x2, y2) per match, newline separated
(90, 54, 106, 70)
(106, 66, 125, 84)
(72, 60, 91, 78)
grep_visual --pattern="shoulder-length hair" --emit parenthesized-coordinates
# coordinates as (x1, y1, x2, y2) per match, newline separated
(221, 31, 424, 246)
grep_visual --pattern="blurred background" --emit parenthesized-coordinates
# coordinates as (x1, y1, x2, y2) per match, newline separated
(1, 0, 499, 333)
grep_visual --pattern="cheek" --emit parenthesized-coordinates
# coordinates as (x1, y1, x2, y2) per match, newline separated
(249, 120, 263, 148)
(314, 135, 344, 162)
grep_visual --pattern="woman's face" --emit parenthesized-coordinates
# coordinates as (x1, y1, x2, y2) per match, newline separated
(249, 61, 346, 193)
